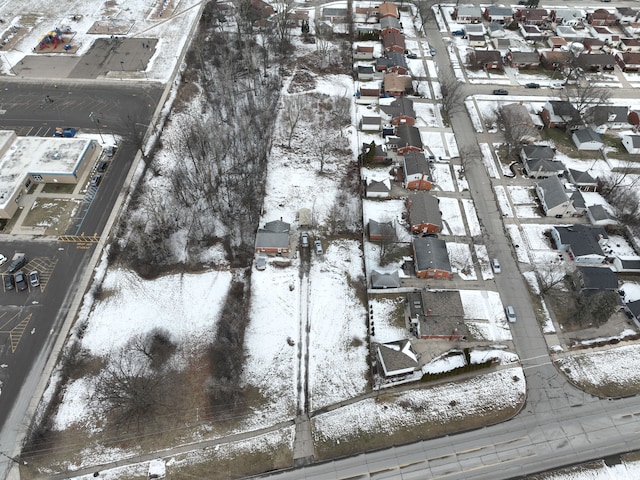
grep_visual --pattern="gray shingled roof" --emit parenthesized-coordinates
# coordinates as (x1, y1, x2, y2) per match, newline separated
(407, 192, 441, 228)
(369, 219, 395, 240)
(574, 127, 602, 144)
(588, 105, 629, 125)
(403, 151, 430, 177)
(371, 269, 400, 288)
(379, 97, 415, 119)
(376, 51, 408, 71)
(413, 236, 451, 273)
(522, 144, 555, 160)
(577, 266, 618, 291)
(396, 124, 423, 150)
(525, 158, 564, 176)
(587, 204, 613, 223)
(555, 224, 607, 258)
(537, 176, 569, 210)
(568, 168, 597, 185)
(380, 16, 401, 30)
(376, 340, 418, 376)
(255, 231, 289, 249)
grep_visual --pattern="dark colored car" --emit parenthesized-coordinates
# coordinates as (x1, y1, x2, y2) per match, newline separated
(90, 174, 102, 187)
(492, 89, 509, 95)
(7, 255, 26, 274)
(3, 274, 14, 291)
(452, 29, 465, 36)
(97, 161, 109, 173)
(406, 53, 418, 59)
(14, 271, 28, 291)
(525, 83, 540, 89)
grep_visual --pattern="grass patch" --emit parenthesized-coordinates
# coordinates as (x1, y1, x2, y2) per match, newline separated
(41, 183, 76, 194)
(541, 128, 595, 159)
(22, 198, 82, 234)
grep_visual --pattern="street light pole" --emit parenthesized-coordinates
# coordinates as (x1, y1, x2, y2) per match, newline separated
(89, 112, 104, 143)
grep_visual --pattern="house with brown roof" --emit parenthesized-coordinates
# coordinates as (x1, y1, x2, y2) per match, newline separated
(583, 37, 606, 53)
(354, 45, 375, 60)
(540, 50, 572, 70)
(548, 36, 568, 50)
(378, 2, 399, 19)
(577, 52, 616, 72)
(382, 30, 405, 53)
(469, 49, 503, 70)
(619, 37, 640, 53)
(588, 8, 618, 26)
(383, 72, 412, 97)
(515, 8, 550, 25)
(616, 52, 640, 71)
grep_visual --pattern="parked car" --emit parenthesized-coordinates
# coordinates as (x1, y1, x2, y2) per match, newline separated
(525, 83, 540, 89)
(492, 258, 501, 274)
(53, 127, 77, 137)
(14, 271, 28, 291)
(255, 256, 267, 271)
(452, 29, 465, 36)
(314, 240, 323, 255)
(406, 52, 418, 59)
(97, 161, 109, 173)
(300, 232, 310, 248)
(430, 47, 436, 56)
(0, 254, 6, 266)
(492, 89, 509, 95)
(3, 274, 14, 291)
(106, 145, 117, 157)
(506, 305, 517, 323)
(7, 255, 26, 274)
(90, 174, 102, 187)
(549, 83, 564, 90)
(29, 270, 40, 288)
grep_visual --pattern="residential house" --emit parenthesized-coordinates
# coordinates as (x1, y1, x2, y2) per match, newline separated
(515, 8, 550, 25)
(453, 5, 483, 23)
(570, 189, 587, 215)
(615, 52, 640, 71)
(394, 124, 423, 155)
(382, 30, 406, 53)
(469, 49, 503, 70)
(613, 257, 640, 274)
(366, 178, 391, 198)
(255, 219, 290, 254)
(375, 340, 418, 378)
(618, 37, 640, 52)
(501, 103, 542, 143)
(357, 65, 376, 81)
(506, 50, 540, 69)
(573, 266, 619, 296)
(361, 142, 389, 164)
(554, 25, 586, 42)
(588, 26, 620, 44)
(383, 71, 412, 97)
(616, 7, 639, 25)
(622, 134, 640, 154)
(587, 105, 629, 132)
(378, 2, 399, 19)
(572, 128, 603, 151)
(360, 113, 381, 131)
(369, 219, 396, 241)
(357, 24, 380, 38)
(406, 191, 442, 234)
(552, 8, 586, 27)
(540, 50, 573, 70)
(354, 44, 375, 60)
(588, 8, 618, 26)
(322, 6, 348, 22)
(488, 23, 506, 38)
(376, 51, 409, 74)
(403, 151, 433, 190)
(379, 97, 416, 126)
(520, 24, 547, 42)
(412, 236, 452, 279)
(548, 36, 569, 50)
(567, 168, 599, 192)
(577, 52, 616, 72)
(540, 100, 579, 128)
(468, 34, 487, 48)
(287, 10, 309, 28)
(371, 270, 401, 289)
(587, 204, 617, 227)
(583, 37, 606, 53)
(521, 145, 564, 178)
(536, 176, 576, 217)
(380, 16, 402, 35)
(357, 82, 381, 104)
(551, 224, 608, 263)
(465, 24, 486, 36)
(484, 5, 514, 23)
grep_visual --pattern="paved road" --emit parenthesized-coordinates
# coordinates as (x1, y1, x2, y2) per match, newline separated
(0, 80, 162, 479)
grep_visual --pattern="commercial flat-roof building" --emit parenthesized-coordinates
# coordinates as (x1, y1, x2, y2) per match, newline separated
(0, 131, 100, 219)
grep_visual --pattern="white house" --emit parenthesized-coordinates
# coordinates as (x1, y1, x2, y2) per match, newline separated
(572, 128, 603, 151)
(366, 178, 391, 198)
(622, 134, 640, 154)
(536, 176, 576, 217)
(551, 225, 608, 263)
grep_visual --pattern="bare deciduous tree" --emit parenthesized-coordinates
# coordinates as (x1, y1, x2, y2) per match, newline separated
(562, 78, 611, 129)
(538, 264, 567, 294)
(282, 95, 307, 148)
(377, 220, 399, 266)
(440, 72, 465, 115)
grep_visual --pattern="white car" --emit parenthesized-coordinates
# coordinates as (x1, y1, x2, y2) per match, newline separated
(506, 306, 517, 323)
(491, 258, 501, 274)
(0, 254, 6, 266)
(256, 256, 267, 271)
(549, 83, 564, 90)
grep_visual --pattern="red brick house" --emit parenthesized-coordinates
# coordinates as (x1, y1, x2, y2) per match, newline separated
(506, 50, 540, 69)
(379, 97, 416, 126)
(382, 30, 406, 53)
(515, 8, 550, 25)
(255, 219, 290, 254)
(406, 192, 441, 233)
(469, 49, 503, 70)
(588, 9, 618, 26)
(378, 2, 399, 19)
(403, 152, 433, 190)
(540, 50, 572, 70)
(412, 237, 452, 279)
(615, 52, 640, 71)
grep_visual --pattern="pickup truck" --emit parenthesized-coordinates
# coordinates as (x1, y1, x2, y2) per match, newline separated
(53, 127, 77, 138)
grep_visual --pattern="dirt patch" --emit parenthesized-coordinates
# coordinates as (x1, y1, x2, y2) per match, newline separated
(87, 20, 136, 36)
(151, 0, 179, 20)
(0, 25, 29, 51)
(41, 183, 75, 194)
(22, 198, 82, 235)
